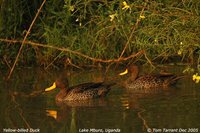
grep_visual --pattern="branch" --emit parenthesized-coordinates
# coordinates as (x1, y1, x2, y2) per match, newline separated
(0, 38, 145, 63)
(6, 0, 46, 80)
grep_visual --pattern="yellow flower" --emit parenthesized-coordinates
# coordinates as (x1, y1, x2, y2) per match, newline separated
(69, 5, 75, 12)
(193, 73, 200, 83)
(109, 13, 118, 22)
(139, 15, 145, 19)
(177, 49, 182, 55)
(122, 1, 130, 10)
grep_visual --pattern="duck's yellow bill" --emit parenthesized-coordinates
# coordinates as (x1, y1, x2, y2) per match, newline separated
(119, 69, 128, 76)
(46, 109, 57, 119)
(45, 82, 56, 92)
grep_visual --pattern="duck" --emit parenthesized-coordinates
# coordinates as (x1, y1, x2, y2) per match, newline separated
(119, 65, 183, 90)
(45, 77, 115, 102)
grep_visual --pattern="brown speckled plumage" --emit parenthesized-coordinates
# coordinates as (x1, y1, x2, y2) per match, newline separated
(52, 78, 115, 102)
(123, 65, 182, 90)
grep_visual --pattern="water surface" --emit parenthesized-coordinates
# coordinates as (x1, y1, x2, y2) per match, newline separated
(0, 65, 200, 133)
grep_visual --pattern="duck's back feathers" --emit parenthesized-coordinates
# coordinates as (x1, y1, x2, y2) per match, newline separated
(126, 74, 180, 90)
(70, 82, 104, 93)
(59, 82, 115, 101)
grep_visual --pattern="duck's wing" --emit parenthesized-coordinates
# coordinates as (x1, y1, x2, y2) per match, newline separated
(69, 82, 104, 93)
(138, 74, 177, 80)
(137, 75, 160, 80)
(138, 74, 181, 86)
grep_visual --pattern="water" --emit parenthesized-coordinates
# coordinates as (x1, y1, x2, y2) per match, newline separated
(0, 65, 200, 133)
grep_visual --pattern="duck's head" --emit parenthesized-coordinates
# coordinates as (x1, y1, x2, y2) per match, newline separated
(119, 65, 139, 80)
(45, 77, 69, 92)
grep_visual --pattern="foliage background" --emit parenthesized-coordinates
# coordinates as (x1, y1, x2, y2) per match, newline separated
(0, 0, 200, 69)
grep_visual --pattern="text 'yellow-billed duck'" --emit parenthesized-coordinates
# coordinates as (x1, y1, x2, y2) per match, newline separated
(45, 77, 115, 102)
(119, 65, 183, 90)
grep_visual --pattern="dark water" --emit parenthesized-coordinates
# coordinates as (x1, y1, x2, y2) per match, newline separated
(0, 65, 200, 133)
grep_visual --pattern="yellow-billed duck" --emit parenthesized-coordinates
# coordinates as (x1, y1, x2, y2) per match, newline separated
(45, 77, 115, 102)
(119, 65, 183, 90)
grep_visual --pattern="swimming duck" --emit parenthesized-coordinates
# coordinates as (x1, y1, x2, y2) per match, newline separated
(119, 65, 182, 90)
(45, 77, 115, 102)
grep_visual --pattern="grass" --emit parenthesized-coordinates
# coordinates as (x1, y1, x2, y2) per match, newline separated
(0, 0, 200, 71)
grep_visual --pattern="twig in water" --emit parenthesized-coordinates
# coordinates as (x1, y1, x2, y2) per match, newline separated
(137, 107, 153, 133)
(10, 92, 31, 128)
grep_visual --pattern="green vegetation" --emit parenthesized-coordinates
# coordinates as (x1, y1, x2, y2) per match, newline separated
(0, 0, 200, 69)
